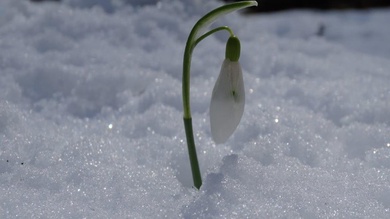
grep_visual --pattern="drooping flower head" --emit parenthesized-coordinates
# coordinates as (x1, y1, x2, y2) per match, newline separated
(210, 36, 245, 144)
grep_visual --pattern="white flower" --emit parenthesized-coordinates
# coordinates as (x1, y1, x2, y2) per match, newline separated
(210, 59, 245, 144)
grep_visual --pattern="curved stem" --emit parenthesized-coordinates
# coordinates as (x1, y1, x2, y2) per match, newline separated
(194, 26, 234, 47)
(182, 1, 258, 190)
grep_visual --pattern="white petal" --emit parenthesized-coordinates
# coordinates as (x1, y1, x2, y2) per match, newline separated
(210, 59, 245, 144)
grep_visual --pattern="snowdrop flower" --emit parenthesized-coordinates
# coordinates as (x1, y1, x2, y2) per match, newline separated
(210, 36, 245, 144)
(181, 1, 257, 189)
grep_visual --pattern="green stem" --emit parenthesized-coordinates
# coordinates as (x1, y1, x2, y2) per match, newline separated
(183, 117, 202, 189)
(182, 1, 258, 190)
(194, 26, 234, 47)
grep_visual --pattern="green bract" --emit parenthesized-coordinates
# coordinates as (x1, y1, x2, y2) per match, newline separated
(182, 1, 257, 190)
(225, 36, 241, 61)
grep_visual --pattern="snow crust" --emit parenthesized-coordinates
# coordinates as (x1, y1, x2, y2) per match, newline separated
(0, 0, 389, 217)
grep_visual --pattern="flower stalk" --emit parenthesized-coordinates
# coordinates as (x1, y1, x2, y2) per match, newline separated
(182, 1, 257, 190)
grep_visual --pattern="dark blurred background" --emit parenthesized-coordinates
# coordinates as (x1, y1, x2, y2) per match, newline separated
(30, 0, 390, 12)
(224, 0, 390, 12)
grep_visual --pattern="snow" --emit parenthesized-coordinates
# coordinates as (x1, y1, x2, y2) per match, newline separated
(0, 0, 389, 218)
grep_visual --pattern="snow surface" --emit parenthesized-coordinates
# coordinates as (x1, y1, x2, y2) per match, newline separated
(1, 0, 390, 218)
